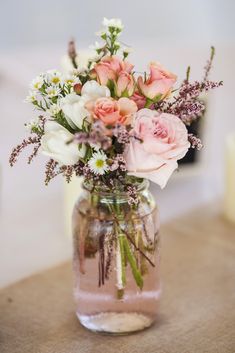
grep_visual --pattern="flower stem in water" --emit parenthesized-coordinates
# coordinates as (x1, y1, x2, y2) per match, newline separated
(123, 236, 143, 290)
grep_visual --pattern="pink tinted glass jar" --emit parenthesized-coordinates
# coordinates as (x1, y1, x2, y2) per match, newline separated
(72, 180, 161, 334)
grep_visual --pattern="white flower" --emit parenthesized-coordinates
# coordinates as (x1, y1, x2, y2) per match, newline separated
(60, 81, 110, 129)
(95, 29, 107, 38)
(46, 70, 62, 85)
(89, 41, 105, 51)
(102, 17, 123, 30)
(41, 121, 86, 165)
(47, 103, 61, 116)
(60, 55, 74, 74)
(25, 117, 40, 131)
(60, 51, 91, 75)
(61, 93, 90, 129)
(30, 76, 44, 90)
(88, 151, 108, 175)
(62, 74, 80, 85)
(123, 46, 133, 54)
(81, 80, 110, 102)
(25, 91, 37, 103)
(88, 52, 103, 63)
(46, 86, 61, 98)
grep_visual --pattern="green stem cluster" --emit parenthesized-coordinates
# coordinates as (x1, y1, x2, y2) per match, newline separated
(108, 202, 144, 299)
(99, 27, 121, 56)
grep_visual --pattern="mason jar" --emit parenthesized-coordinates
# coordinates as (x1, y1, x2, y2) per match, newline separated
(72, 180, 161, 334)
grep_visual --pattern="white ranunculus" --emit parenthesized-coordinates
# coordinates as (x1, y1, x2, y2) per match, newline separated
(61, 93, 89, 129)
(81, 80, 110, 102)
(41, 121, 85, 165)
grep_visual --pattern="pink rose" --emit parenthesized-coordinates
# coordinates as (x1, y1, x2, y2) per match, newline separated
(94, 55, 134, 85)
(86, 97, 137, 126)
(130, 91, 146, 109)
(137, 62, 177, 101)
(115, 71, 135, 97)
(124, 108, 190, 188)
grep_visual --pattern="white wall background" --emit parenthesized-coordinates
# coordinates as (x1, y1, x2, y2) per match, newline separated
(0, 0, 234, 287)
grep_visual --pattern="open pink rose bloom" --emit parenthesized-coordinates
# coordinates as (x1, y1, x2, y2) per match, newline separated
(124, 109, 190, 188)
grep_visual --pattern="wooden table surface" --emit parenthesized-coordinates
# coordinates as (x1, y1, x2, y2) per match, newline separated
(1, 204, 235, 353)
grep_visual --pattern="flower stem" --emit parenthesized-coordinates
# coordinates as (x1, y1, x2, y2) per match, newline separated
(118, 234, 126, 286)
(122, 236, 143, 290)
(115, 229, 125, 299)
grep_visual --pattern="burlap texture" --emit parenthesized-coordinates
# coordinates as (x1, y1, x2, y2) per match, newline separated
(0, 205, 235, 353)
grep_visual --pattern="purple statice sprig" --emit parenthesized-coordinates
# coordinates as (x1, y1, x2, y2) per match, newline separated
(68, 38, 78, 69)
(44, 159, 101, 185)
(203, 46, 215, 82)
(9, 116, 46, 166)
(73, 121, 112, 151)
(109, 154, 127, 172)
(188, 134, 203, 150)
(44, 160, 78, 185)
(156, 47, 223, 126)
(159, 80, 223, 125)
(44, 159, 59, 185)
(113, 124, 131, 144)
(9, 136, 41, 166)
(126, 184, 140, 206)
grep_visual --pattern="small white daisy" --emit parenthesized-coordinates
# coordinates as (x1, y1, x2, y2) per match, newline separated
(95, 29, 107, 38)
(24, 117, 40, 131)
(102, 17, 123, 30)
(30, 76, 44, 90)
(88, 52, 103, 63)
(46, 69, 62, 85)
(46, 86, 60, 98)
(123, 46, 133, 54)
(62, 74, 80, 85)
(24, 91, 37, 103)
(88, 151, 109, 175)
(89, 41, 105, 51)
(114, 41, 121, 49)
(47, 103, 61, 116)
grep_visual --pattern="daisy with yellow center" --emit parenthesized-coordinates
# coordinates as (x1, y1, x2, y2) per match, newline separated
(88, 151, 109, 175)
(46, 86, 60, 98)
(30, 76, 44, 90)
(63, 74, 80, 85)
(47, 70, 62, 86)
(25, 91, 37, 103)
(47, 103, 61, 116)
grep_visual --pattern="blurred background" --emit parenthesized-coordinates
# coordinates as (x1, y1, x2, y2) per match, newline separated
(0, 0, 234, 288)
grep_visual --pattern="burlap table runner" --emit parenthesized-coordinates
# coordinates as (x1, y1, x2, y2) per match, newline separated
(1, 205, 235, 353)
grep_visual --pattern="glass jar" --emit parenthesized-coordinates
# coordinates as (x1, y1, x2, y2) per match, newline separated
(72, 180, 161, 334)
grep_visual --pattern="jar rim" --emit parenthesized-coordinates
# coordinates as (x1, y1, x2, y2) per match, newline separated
(82, 178, 149, 196)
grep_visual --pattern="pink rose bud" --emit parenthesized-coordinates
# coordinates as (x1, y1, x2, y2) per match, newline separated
(115, 71, 135, 97)
(130, 91, 146, 109)
(89, 68, 97, 80)
(73, 83, 82, 94)
(137, 62, 177, 101)
(94, 55, 134, 85)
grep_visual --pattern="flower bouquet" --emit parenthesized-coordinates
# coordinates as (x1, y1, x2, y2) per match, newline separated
(10, 18, 222, 334)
